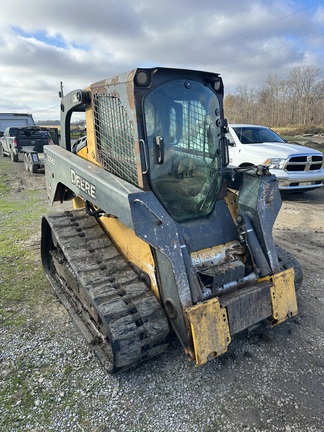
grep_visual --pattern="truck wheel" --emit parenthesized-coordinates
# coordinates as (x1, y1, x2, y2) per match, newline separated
(11, 151, 18, 162)
(28, 154, 38, 173)
(275, 244, 303, 291)
(0, 144, 3, 157)
(24, 153, 29, 171)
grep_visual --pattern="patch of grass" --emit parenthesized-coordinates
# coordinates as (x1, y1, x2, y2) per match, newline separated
(0, 183, 10, 194)
(0, 361, 35, 414)
(280, 135, 308, 142)
(304, 126, 324, 135)
(0, 160, 98, 431)
(0, 354, 81, 430)
(63, 364, 73, 376)
(0, 166, 49, 327)
(274, 126, 324, 136)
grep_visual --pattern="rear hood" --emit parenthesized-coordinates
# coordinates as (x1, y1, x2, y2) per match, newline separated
(242, 142, 322, 160)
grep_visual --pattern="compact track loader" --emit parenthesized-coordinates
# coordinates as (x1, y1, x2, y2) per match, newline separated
(41, 67, 302, 372)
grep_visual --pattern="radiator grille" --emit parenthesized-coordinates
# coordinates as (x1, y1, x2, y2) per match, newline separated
(286, 154, 323, 172)
(93, 93, 138, 186)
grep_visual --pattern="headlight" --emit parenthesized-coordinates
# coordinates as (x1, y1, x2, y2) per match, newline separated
(263, 158, 286, 169)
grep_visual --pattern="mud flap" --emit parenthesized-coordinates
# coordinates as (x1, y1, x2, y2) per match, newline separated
(186, 298, 231, 367)
(270, 268, 298, 324)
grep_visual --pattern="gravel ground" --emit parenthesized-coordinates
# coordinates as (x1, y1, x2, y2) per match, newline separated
(1, 158, 324, 432)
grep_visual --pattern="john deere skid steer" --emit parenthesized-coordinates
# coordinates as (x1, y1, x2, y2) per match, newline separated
(41, 67, 302, 372)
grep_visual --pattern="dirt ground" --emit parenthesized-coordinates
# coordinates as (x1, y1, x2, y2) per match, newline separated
(1, 157, 324, 431)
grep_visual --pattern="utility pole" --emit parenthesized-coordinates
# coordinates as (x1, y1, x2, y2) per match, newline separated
(58, 81, 64, 98)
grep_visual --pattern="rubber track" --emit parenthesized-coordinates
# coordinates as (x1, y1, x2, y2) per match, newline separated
(275, 244, 303, 291)
(44, 209, 170, 373)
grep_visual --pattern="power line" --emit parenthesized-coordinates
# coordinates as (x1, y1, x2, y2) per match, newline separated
(218, 33, 324, 68)
(32, 105, 58, 113)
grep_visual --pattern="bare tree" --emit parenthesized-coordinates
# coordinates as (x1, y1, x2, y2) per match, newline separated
(285, 65, 323, 126)
(224, 65, 324, 129)
(224, 85, 258, 124)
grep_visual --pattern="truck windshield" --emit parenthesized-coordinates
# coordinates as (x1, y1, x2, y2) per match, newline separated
(144, 79, 223, 222)
(232, 126, 285, 144)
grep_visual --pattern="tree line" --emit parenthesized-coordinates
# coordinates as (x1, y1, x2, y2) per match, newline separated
(224, 65, 324, 130)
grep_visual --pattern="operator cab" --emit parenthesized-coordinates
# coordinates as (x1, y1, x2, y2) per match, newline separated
(144, 77, 228, 222)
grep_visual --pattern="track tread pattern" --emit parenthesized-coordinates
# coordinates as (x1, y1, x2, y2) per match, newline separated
(44, 209, 170, 372)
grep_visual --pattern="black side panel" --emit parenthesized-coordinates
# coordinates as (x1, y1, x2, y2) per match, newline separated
(237, 171, 282, 275)
(180, 199, 238, 252)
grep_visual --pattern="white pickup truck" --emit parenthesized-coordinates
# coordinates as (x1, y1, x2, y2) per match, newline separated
(227, 124, 324, 192)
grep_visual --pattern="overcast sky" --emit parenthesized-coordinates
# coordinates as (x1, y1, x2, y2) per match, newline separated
(0, 0, 323, 121)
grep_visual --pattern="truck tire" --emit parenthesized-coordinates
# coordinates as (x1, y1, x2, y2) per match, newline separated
(28, 154, 38, 173)
(0, 144, 3, 157)
(24, 153, 29, 171)
(11, 150, 18, 162)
